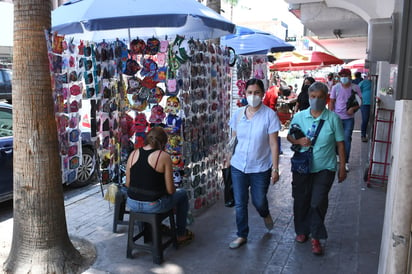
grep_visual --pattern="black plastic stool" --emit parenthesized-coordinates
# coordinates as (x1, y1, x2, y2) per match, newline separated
(126, 209, 178, 264)
(113, 188, 129, 233)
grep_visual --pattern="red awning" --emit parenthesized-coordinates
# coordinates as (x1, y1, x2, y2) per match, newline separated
(269, 51, 343, 71)
(343, 59, 365, 69)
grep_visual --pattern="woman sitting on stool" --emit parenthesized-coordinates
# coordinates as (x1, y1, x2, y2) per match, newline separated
(125, 127, 193, 245)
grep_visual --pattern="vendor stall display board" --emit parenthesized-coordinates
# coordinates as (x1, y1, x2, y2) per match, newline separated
(47, 32, 233, 213)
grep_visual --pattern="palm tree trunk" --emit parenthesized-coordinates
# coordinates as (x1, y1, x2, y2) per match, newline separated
(3, 0, 87, 272)
(206, 0, 223, 45)
(206, 0, 221, 14)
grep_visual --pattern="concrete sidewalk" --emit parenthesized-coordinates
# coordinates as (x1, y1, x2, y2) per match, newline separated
(0, 126, 386, 274)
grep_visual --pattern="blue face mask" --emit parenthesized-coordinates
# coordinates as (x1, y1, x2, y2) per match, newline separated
(309, 98, 326, 111)
(340, 77, 350, 85)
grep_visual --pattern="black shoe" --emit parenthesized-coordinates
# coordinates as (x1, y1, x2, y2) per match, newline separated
(225, 200, 235, 207)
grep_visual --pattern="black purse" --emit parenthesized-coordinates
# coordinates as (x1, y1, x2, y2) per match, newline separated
(346, 89, 361, 111)
(221, 167, 234, 207)
(291, 120, 325, 174)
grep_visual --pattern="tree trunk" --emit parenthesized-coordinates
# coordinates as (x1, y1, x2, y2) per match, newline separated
(51, 0, 68, 10)
(207, 0, 222, 45)
(3, 0, 87, 273)
(206, 0, 221, 14)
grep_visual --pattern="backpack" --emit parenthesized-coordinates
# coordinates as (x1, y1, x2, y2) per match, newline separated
(335, 83, 361, 111)
(346, 90, 361, 111)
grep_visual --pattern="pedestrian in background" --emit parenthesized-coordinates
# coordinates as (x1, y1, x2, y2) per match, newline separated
(125, 127, 194, 246)
(329, 68, 362, 171)
(325, 72, 335, 107)
(359, 73, 372, 142)
(294, 76, 315, 112)
(228, 78, 281, 249)
(287, 82, 346, 255)
(263, 79, 283, 154)
(263, 83, 279, 112)
(326, 72, 334, 91)
(352, 71, 363, 85)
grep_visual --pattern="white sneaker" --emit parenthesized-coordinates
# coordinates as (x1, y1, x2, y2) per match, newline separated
(229, 237, 247, 249)
(345, 163, 349, 172)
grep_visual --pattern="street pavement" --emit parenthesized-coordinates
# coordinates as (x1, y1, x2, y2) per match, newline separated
(0, 116, 386, 274)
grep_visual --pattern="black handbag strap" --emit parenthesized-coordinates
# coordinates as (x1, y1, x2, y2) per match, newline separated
(311, 119, 325, 147)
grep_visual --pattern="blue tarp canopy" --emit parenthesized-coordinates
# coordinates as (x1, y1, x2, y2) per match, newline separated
(52, 0, 235, 41)
(220, 26, 294, 55)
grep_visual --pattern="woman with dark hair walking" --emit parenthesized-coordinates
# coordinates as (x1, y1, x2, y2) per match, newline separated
(228, 78, 281, 249)
(294, 76, 316, 112)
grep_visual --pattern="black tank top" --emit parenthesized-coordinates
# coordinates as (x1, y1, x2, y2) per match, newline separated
(127, 148, 167, 201)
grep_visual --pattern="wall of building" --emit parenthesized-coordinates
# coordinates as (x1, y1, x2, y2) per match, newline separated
(327, 0, 394, 21)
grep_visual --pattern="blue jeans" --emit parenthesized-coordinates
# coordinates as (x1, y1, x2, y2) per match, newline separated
(231, 166, 271, 239)
(360, 105, 371, 137)
(341, 118, 355, 163)
(126, 188, 189, 237)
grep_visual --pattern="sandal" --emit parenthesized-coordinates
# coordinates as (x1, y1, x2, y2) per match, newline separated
(177, 229, 194, 247)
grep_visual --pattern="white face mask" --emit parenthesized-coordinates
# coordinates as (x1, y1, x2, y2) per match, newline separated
(246, 95, 262, 108)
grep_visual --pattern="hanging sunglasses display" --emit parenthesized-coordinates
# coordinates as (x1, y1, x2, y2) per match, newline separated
(48, 31, 233, 213)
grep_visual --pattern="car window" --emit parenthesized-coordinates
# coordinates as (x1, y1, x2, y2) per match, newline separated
(3, 70, 12, 83)
(0, 72, 3, 83)
(0, 107, 12, 137)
